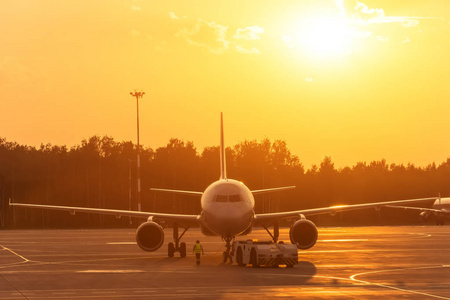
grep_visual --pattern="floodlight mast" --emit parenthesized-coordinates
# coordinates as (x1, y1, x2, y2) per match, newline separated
(130, 91, 145, 212)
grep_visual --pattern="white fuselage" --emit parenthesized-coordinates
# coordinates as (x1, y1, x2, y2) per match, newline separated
(200, 179, 255, 237)
(433, 198, 450, 213)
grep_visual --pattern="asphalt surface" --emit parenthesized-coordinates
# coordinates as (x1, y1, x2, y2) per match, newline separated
(0, 226, 449, 299)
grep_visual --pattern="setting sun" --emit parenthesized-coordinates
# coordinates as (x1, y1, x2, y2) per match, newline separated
(300, 19, 354, 57)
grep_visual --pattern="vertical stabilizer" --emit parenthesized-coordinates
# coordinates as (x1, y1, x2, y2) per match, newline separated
(220, 112, 227, 180)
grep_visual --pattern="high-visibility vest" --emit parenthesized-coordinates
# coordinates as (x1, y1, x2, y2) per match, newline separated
(193, 243, 203, 253)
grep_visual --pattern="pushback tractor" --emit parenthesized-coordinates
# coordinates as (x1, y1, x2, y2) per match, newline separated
(230, 240, 298, 268)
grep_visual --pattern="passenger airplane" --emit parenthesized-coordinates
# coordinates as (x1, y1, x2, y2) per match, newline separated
(10, 113, 437, 261)
(387, 196, 450, 225)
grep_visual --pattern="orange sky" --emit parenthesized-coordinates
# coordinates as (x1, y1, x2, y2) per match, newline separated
(1, 0, 449, 168)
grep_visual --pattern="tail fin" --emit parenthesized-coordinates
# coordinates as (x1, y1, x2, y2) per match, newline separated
(220, 112, 227, 180)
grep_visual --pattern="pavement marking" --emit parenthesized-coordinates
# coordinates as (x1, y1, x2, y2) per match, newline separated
(301, 248, 450, 253)
(19, 255, 166, 267)
(77, 269, 145, 273)
(107, 242, 136, 245)
(319, 239, 369, 242)
(0, 245, 32, 264)
(409, 233, 432, 238)
(350, 265, 450, 300)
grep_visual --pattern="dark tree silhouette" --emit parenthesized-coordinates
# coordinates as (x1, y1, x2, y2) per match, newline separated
(0, 136, 444, 229)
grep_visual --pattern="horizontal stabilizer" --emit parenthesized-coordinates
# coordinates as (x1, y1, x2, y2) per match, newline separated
(150, 188, 203, 196)
(251, 186, 296, 195)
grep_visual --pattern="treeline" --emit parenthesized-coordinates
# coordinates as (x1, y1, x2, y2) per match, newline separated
(0, 136, 447, 229)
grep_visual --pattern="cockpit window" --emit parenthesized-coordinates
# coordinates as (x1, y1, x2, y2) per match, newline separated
(229, 195, 241, 202)
(216, 195, 228, 202)
(215, 195, 242, 202)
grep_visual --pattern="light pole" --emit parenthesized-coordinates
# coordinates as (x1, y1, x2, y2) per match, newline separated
(128, 159, 133, 223)
(130, 91, 145, 212)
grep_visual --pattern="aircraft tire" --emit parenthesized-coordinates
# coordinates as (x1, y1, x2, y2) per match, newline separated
(250, 249, 259, 268)
(180, 242, 186, 257)
(168, 242, 175, 257)
(222, 251, 228, 263)
(237, 247, 245, 266)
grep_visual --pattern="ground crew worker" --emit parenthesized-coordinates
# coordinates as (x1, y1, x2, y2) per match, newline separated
(193, 240, 204, 265)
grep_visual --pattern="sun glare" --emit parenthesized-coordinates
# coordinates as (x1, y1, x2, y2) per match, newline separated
(298, 19, 354, 58)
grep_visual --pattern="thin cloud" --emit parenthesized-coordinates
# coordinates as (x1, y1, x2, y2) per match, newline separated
(169, 12, 179, 20)
(354, 1, 385, 22)
(366, 16, 440, 25)
(401, 19, 420, 28)
(331, 0, 446, 45)
(402, 36, 410, 44)
(177, 18, 263, 55)
(233, 26, 264, 40)
(337, 0, 442, 26)
(169, 12, 186, 20)
(178, 19, 230, 54)
(376, 35, 389, 42)
(235, 45, 261, 55)
(335, 0, 346, 16)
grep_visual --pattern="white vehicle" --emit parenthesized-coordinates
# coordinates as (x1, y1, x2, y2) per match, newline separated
(231, 240, 298, 268)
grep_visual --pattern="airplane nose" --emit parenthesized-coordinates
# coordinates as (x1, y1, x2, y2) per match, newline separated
(216, 208, 252, 233)
(217, 206, 241, 219)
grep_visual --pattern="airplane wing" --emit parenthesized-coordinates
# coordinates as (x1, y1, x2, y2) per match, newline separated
(385, 205, 447, 214)
(251, 186, 296, 195)
(9, 202, 199, 223)
(254, 197, 437, 224)
(150, 188, 203, 196)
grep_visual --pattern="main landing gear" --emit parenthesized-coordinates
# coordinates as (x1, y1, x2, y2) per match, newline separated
(168, 222, 190, 258)
(222, 236, 235, 263)
(263, 221, 279, 243)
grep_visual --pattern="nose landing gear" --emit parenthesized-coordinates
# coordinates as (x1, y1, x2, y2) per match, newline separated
(222, 236, 235, 263)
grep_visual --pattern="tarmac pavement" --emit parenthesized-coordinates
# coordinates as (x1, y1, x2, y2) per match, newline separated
(0, 226, 449, 299)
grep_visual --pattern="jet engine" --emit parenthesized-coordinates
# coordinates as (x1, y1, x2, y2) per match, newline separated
(420, 211, 430, 222)
(289, 219, 318, 250)
(136, 221, 164, 252)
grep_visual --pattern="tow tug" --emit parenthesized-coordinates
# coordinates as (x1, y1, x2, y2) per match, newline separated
(230, 239, 298, 268)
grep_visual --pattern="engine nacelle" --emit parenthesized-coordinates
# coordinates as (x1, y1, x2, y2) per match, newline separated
(136, 221, 164, 252)
(420, 211, 430, 222)
(289, 219, 318, 250)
